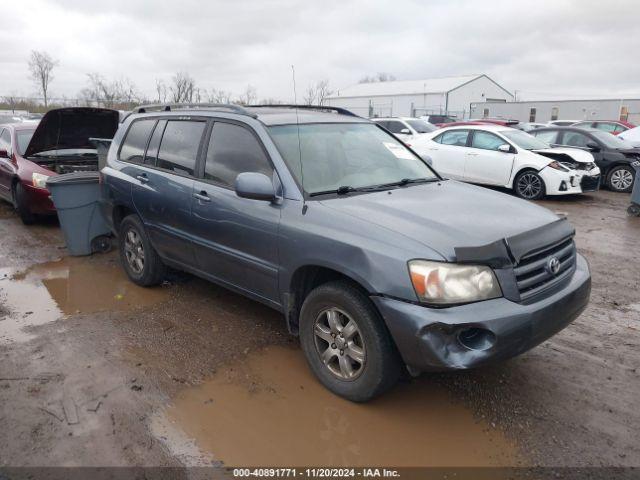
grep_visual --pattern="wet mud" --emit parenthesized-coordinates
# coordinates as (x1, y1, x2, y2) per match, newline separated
(160, 346, 520, 467)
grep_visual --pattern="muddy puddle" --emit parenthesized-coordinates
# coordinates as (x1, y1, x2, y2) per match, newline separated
(0, 255, 167, 343)
(158, 346, 520, 467)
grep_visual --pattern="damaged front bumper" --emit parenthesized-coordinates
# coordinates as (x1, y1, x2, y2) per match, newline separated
(372, 254, 591, 372)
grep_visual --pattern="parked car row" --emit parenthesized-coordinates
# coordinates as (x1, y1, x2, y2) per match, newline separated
(0, 104, 595, 402)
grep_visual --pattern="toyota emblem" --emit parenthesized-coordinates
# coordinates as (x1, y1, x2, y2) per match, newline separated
(547, 257, 561, 275)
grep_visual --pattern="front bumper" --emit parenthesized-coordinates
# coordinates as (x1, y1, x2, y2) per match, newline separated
(540, 167, 601, 195)
(372, 254, 591, 372)
(22, 182, 56, 215)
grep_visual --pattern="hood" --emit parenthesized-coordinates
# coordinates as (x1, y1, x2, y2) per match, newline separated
(532, 147, 593, 163)
(319, 180, 561, 261)
(24, 107, 119, 157)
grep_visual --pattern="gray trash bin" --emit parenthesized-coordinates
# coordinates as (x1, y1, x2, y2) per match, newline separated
(46, 171, 112, 256)
(628, 161, 640, 217)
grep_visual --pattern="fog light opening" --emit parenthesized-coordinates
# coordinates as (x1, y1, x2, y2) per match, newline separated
(457, 328, 496, 351)
(559, 181, 568, 191)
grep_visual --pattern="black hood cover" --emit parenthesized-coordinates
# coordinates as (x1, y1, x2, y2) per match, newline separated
(24, 107, 119, 157)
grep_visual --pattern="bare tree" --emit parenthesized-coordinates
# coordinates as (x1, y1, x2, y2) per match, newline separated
(303, 85, 317, 105)
(79, 73, 140, 108)
(28, 50, 58, 108)
(302, 80, 333, 106)
(170, 72, 196, 103)
(236, 85, 257, 105)
(155, 79, 167, 103)
(358, 72, 396, 84)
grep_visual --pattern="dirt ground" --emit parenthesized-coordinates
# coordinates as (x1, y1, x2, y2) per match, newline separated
(0, 190, 638, 477)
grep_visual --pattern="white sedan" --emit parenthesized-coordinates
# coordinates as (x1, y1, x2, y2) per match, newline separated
(619, 126, 640, 148)
(411, 125, 601, 200)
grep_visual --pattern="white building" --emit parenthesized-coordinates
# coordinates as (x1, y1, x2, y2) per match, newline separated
(469, 98, 640, 124)
(324, 74, 513, 119)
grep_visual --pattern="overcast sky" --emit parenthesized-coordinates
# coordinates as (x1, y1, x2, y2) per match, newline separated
(1, 0, 639, 103)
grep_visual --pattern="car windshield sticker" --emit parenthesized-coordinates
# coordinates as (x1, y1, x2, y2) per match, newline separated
(384, 142, 415, 160)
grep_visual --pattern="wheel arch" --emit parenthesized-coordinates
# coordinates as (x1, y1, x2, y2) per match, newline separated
(284, 264, 374, 335)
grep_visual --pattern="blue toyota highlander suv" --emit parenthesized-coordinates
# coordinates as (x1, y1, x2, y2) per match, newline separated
(101, 104, 591, 401)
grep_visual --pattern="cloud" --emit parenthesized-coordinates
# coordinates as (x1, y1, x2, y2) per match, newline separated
(1, 0, 639, 102)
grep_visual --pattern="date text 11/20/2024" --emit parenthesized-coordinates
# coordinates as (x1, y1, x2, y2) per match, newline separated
(232, 468, 401, 478)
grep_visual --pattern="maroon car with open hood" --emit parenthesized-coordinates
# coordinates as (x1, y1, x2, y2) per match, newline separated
(0, 107, 119, 224)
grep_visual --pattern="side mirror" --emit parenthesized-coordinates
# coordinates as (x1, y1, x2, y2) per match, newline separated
(585, 142, 600, 152)
(400, 128, 412, 135)
(235, 172, 276, 201)
(0, 149, 9, 159)
(498, 144, 512, 153)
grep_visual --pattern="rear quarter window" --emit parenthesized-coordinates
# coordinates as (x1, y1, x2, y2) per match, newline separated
(119, 120, 156, 163)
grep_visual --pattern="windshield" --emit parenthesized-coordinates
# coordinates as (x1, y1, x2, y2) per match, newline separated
(269, 123, 437, 195)
(407, 119, 436, 133)
(590, 130, 634, 149)
(16, 130, 35, 156)
(500, 130, 550, 150)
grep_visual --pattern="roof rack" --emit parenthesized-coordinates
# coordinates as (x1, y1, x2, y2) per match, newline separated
(249, 104, 360, 118)
(133, 103, 258, 118)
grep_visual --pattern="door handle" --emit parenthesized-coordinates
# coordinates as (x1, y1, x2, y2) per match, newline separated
(466, 152, 479, 156)
(136, 173, 149, 183)
(193, 191, 211, 202)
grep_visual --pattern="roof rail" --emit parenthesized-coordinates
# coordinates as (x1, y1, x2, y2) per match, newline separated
(249, 104, 360, 118)
(133, 103, 258, 118)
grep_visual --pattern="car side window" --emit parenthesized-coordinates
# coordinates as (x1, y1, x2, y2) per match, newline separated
(143, 120, 166, 166)
(613, 124, 626, 133)
(439, 130, 469, 147)
(204, 122, 273, 188)
(0, 129, 11, 155)
(595, 122, 617, 133)
(532, 130, 558, 144)
(471, 131, 505, 151)
(562, 132, 591, 148)
(119, 119, 156, 164)
(156, 120, 206, 176)
(385, 121, 407, 134)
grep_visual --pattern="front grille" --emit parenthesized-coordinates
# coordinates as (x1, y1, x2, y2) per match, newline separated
(514, 237, 576, 300)
(581, 175, 601, 192)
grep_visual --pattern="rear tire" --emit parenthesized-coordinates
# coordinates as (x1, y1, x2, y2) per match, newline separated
(607, 165, 635, 193)
(12, 183, 37, 225)
(299, 280, 402, 402)
(514, 170, 546, 200)
(118, 214, 165, 286)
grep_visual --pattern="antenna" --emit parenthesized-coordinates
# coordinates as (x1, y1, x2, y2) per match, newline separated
(291, 65, 305, 206)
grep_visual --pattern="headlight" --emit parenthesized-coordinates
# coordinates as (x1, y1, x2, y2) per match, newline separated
(547, 161, 569, 171)
(32, 172, 50, 189)
(408, 260, 502, 305)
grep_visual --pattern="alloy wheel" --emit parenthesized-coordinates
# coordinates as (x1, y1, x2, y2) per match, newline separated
(123, 229, 145, 274)
(313, 308, 366, 380)
(610, 169, 634, 191)
(517, 173, 543, 199)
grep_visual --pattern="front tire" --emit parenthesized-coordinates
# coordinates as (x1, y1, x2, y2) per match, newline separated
(299, 280, 402, 402)
(118, 215, 166, 286)
(607, 165, 635, 193)
(514, 170, 546, 200)
(12, 183, 37, 225)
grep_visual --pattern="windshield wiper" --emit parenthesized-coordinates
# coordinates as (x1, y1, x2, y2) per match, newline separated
(309, 178, 437, 197)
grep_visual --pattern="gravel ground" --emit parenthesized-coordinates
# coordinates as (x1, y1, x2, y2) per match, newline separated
(0, 189, 638, 477)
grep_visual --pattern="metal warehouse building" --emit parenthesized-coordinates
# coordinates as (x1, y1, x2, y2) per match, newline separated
(324, 74, 513, 119)
(469, 98, 640, 124)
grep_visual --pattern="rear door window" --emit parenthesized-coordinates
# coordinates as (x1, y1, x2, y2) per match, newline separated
(156, 120, 206, 176)
(204, 122, 272, 187)
(594, 122, 618, 133)
(437, 130, 469, 147)
(119, 119, 156, 163)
